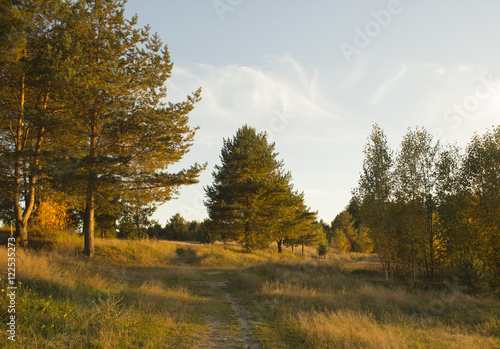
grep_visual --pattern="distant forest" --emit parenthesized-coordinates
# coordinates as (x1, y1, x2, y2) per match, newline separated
(1, 1, 499, 295)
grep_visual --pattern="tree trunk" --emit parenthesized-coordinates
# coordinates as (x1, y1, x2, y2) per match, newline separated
(429, 215, 434, 278)
(412, 245, 416, 286)
(83, 117, 97, 257)
(379, 253, 390, 280)
(83, 185, 95, 257)
(451, 247, 455, 282)
(244, 221, 251, 251)
(301, 242, 304, 256)
(423, 247, 429, 278)
(14, 67, 25, 245)
(135, 214, 140, 240)
(13, 70, 47, 247)
(291, 244, 294, 253)
(12, 62, 34, 247)
(14, 220, 28, 246)
(277, 238, 283, 253)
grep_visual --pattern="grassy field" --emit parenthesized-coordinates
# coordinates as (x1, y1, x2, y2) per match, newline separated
(1, 232, 499, 348)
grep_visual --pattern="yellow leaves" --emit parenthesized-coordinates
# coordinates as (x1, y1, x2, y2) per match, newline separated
(34, 195, 70, 231)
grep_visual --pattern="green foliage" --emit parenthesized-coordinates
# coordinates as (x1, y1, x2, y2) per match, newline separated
(331, 229, 351, 253)
(0, 0, 67, 245)
(357, 124, 393, 274)
(461, 127, 500, 287)
(353, 124, 500, 292)
(58, 0, 207, 256)
(0, 0, 206, 254)
(199, 219, 220, 244)
(164, 213, 190, 241)
(331, 211, 372, 253)
(352, 226, 373, 253)
(95, 213, 117, 239)
(146, 222, 163, 239)
(459, 252, 491, 295)
(206, 125, 315, 251)
(294, 222, 325, 255)
(117, 215, 139, 240)
(316, 242, 328, 257)
(137, 215, 215, 243)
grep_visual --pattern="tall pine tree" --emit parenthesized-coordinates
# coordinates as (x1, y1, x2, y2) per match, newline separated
(205, 125, 303, 251)
(0, 0, 66, 245)
(54, 0, 205, 256)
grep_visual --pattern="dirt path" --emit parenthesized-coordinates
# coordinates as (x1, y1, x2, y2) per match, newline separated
(196, 270, 262, 349)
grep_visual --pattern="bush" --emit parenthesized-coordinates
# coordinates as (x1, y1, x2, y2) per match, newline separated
(331, 229, 351, 253)
(317, 243, 328, 257)
(459, 252, 491, 295)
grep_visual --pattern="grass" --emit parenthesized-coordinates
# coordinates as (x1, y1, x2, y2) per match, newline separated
(233, 255, 500, 348)
(0, 232, 499, 348)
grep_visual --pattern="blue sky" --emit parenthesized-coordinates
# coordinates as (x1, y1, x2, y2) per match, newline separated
(124, 0, 500, 225)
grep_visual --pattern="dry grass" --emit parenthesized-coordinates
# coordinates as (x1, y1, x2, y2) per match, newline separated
(234, 255, 500, 348)
(0, 233, 499, 348)
(0, 237, 208, 348)
(288, 310, 499, 349)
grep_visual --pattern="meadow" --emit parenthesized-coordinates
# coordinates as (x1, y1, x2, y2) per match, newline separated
(0, 232, 499, 348)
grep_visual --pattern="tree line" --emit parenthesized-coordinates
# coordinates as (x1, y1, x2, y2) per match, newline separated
(351, 124, 499, 294)
(116, 213, 213, 243)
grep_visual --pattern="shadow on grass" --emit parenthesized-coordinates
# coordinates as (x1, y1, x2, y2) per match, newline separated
(175, 246, 202, 265)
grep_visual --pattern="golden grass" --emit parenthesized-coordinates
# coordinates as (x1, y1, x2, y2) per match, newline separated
(234, 252, 500, 348)
(288, 309, 499, 349)
(0, 237, 209, 348)
(0, 234, 498, 348)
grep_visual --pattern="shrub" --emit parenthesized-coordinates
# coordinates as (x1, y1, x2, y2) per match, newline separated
(317, 243, 328, 257)
(459, 252, 491, 295)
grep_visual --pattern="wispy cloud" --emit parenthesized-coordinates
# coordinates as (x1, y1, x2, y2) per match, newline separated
(369, 64, 409, 105)
(165, 55, 349, 128)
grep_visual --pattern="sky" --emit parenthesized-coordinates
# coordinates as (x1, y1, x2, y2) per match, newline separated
(123, 0, 500, 225)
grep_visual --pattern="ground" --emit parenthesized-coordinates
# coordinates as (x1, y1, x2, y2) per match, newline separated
(0, 235, 499, 348)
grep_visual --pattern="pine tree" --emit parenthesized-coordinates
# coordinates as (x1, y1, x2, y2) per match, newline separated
(331, 210, 372, 252)
(296, 219, 323, 256)
(205, 125, 297, 250)
(164, 213, 189, 241)
(53, 0, 205, 256)
(0, 0, 66, 245)
(274, 190, 306, 253)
